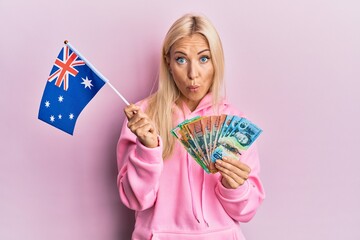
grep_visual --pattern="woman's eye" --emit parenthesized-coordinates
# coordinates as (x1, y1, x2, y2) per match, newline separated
(176, 57, 186, 64)
(200, 56, 209, 63)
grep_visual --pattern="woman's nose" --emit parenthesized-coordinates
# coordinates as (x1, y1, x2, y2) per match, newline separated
(187, 62, 199, 80)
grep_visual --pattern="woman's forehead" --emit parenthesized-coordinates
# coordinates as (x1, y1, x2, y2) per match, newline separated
(171, 34, 209, 53)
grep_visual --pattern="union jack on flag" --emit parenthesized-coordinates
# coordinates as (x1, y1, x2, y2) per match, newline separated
(47, 46, 86, 91)
(38, 43, 106, 135)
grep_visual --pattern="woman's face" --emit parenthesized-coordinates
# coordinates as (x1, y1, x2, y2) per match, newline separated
(168, 33, 214, 111)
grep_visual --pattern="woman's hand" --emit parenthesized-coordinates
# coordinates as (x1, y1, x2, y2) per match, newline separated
(124, 104, 158, 148)
(215, 156, 251, 189)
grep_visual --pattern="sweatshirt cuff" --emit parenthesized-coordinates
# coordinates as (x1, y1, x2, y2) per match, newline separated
(217, 178, 250, 200)
(135, 136, 163, 164)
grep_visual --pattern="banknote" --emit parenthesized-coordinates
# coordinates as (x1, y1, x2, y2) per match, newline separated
(171, 115, 262, 174)
(212, 114, 227, 151)
(201, 117, 211, 162)
(200, 116, 220, 172)
(172, 116, 211, 172)
(219, 115, 234, 138)
(211, 117, 262, 162)
(171, 126, 198, 159)
(210, 116, 221, 151)
(184, 118, 209, 166)
(172, 124, 210, 173)
(221, 115, 242, 138)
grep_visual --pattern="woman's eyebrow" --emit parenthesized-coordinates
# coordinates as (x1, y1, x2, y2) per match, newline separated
(198, 49, 210, 55)
(174, 51, 187, 55)
(174, 49, 210, 56)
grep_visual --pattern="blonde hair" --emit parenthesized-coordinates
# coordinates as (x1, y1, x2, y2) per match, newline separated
(146, 13, 225, 159)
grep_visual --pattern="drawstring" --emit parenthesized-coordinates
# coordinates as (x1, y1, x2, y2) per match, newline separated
(201, 171, 209, 227)
(184, 109, 209, 226)
(187, 153, 200, 223)
(183, 108, 200, 224)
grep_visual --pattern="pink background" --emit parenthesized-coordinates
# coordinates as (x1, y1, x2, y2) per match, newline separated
(1, 0, 360, 239)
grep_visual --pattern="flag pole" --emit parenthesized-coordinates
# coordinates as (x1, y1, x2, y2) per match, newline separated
(64, 40, 130, 106)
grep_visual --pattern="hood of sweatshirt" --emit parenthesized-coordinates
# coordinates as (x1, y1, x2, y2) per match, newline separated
(175, 93, 230, 118)
(172, 93, 233, 226)
(117, 92, 265, 239)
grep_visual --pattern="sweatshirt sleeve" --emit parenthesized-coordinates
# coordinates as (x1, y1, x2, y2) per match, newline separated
(116, 118, 164, 211)
(214, 143, 265, 222)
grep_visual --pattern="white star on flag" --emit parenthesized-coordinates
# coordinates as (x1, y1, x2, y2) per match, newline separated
(81, 76, 93, 89)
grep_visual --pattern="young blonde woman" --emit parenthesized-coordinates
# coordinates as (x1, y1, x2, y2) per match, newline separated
(117, 13, 265, 240)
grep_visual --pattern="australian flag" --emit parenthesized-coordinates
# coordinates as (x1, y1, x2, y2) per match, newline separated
(38, 44, 106, 135)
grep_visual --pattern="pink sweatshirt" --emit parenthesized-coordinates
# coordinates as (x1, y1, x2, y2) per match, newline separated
(117, 94, 265, 240)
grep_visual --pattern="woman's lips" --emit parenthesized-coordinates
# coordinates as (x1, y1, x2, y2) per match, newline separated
(187, 85, 200, 92)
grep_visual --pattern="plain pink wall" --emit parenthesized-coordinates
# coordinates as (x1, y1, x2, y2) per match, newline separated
(1, 0, 360, 239)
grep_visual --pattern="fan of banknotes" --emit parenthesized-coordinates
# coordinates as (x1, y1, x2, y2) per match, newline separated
(171, 115, 262, 174)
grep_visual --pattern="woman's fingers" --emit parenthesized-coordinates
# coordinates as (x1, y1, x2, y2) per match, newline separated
(219, 170, 245, 189)
(135, 123, 158, 148)
(124, 104, 140, 120)
(128, 113, 149, 132)
(215, 157, 251, 189)
(123, 104, 158, 148)
(126, 106, 149, 129)
(215, 160, 249, 180)
(134, 123, 155, 138)
(222, 157, 251, 173)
